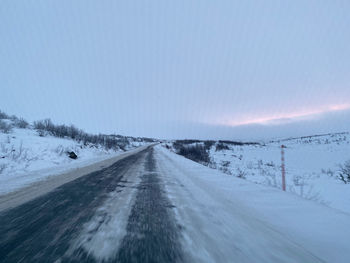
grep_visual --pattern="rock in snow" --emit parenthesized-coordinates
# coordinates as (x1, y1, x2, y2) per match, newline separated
(68, 151, 78, 159)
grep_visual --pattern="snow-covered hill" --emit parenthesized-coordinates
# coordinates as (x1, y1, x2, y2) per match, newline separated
(0, 117, 153, 195)
(166, 133, 350, 214)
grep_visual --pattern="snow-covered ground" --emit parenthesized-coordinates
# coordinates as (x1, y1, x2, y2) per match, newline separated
(156, 145, 350, 263)
(0, 124, 147, 195)
(65, 145, 350, 262)
(2, 142, 349, 262)
(167, 133, 350, 214)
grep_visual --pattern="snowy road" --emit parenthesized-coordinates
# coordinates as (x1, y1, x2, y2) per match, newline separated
(0, 145, 349, 262)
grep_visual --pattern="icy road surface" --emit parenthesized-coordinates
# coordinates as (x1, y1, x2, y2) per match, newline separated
(0, 145, 349, 262)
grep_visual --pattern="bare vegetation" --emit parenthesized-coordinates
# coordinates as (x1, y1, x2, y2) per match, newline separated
(14, 118, 29, 128)
(0, 110, 9, 119)
(0, 164, 7, 174)
(215, 142, 229, 151)
(0, 110, 29, 131)
(0, 109, 157, 151)
(173, 142, 210, 165)
(33, 118, 131, 150)
(338, 160, 350, 184)
(236, 168, 246, 179)
(0, 120, 12, 133)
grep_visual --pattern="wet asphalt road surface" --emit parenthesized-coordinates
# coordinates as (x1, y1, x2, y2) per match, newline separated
(0, 146, 182, 262)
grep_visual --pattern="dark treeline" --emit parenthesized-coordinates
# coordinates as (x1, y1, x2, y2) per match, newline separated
(175, 139, 259, 146)
(33, 118, 132, 150)
(172, 139, 259, 165)
(0, 110, 156, 150)
(172, 140, 213, 165)
(173, 142, 210, 165)
(218, 140, 260, 146)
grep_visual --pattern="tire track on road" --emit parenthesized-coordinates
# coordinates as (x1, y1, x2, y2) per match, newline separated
(116, 148, 183, 263)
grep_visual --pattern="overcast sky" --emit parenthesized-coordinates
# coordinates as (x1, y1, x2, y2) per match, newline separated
(1, 1, 350, 140)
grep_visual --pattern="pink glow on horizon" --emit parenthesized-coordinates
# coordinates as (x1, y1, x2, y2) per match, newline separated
(219, 104, 350, 127)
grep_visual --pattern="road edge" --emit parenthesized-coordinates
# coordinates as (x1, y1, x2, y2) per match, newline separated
(0, 144, 153, 212)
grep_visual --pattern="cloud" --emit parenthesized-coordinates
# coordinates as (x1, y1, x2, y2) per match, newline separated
(162, 108, 350, 141)
(217, 104, 350, 127)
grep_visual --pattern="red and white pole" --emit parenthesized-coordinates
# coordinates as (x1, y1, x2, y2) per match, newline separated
(281, 145, 286, 191)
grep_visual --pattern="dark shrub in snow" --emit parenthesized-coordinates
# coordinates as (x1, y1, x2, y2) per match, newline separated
(0, 110, 9, 119)
(1, 109, 157, 151)
(204, 140, 215, 150)
(339, 160, 350, 184)
(216, 143, 230, 151)
(173, 143, 210, 165)
(33, 118, 138, 150)
(0, 120, 12, 133)
(14, 118, 29, 128)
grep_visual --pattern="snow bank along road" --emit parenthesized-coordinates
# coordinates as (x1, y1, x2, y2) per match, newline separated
(1, 145, 349, 262)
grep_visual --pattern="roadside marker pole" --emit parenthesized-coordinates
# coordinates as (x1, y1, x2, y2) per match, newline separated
(281, 145, 286, 191)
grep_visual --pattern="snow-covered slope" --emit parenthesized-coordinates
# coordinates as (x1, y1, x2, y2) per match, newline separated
(0, 123, 149, 195)
(167, 132, 350, 214)
(157, 145, 350, 263)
